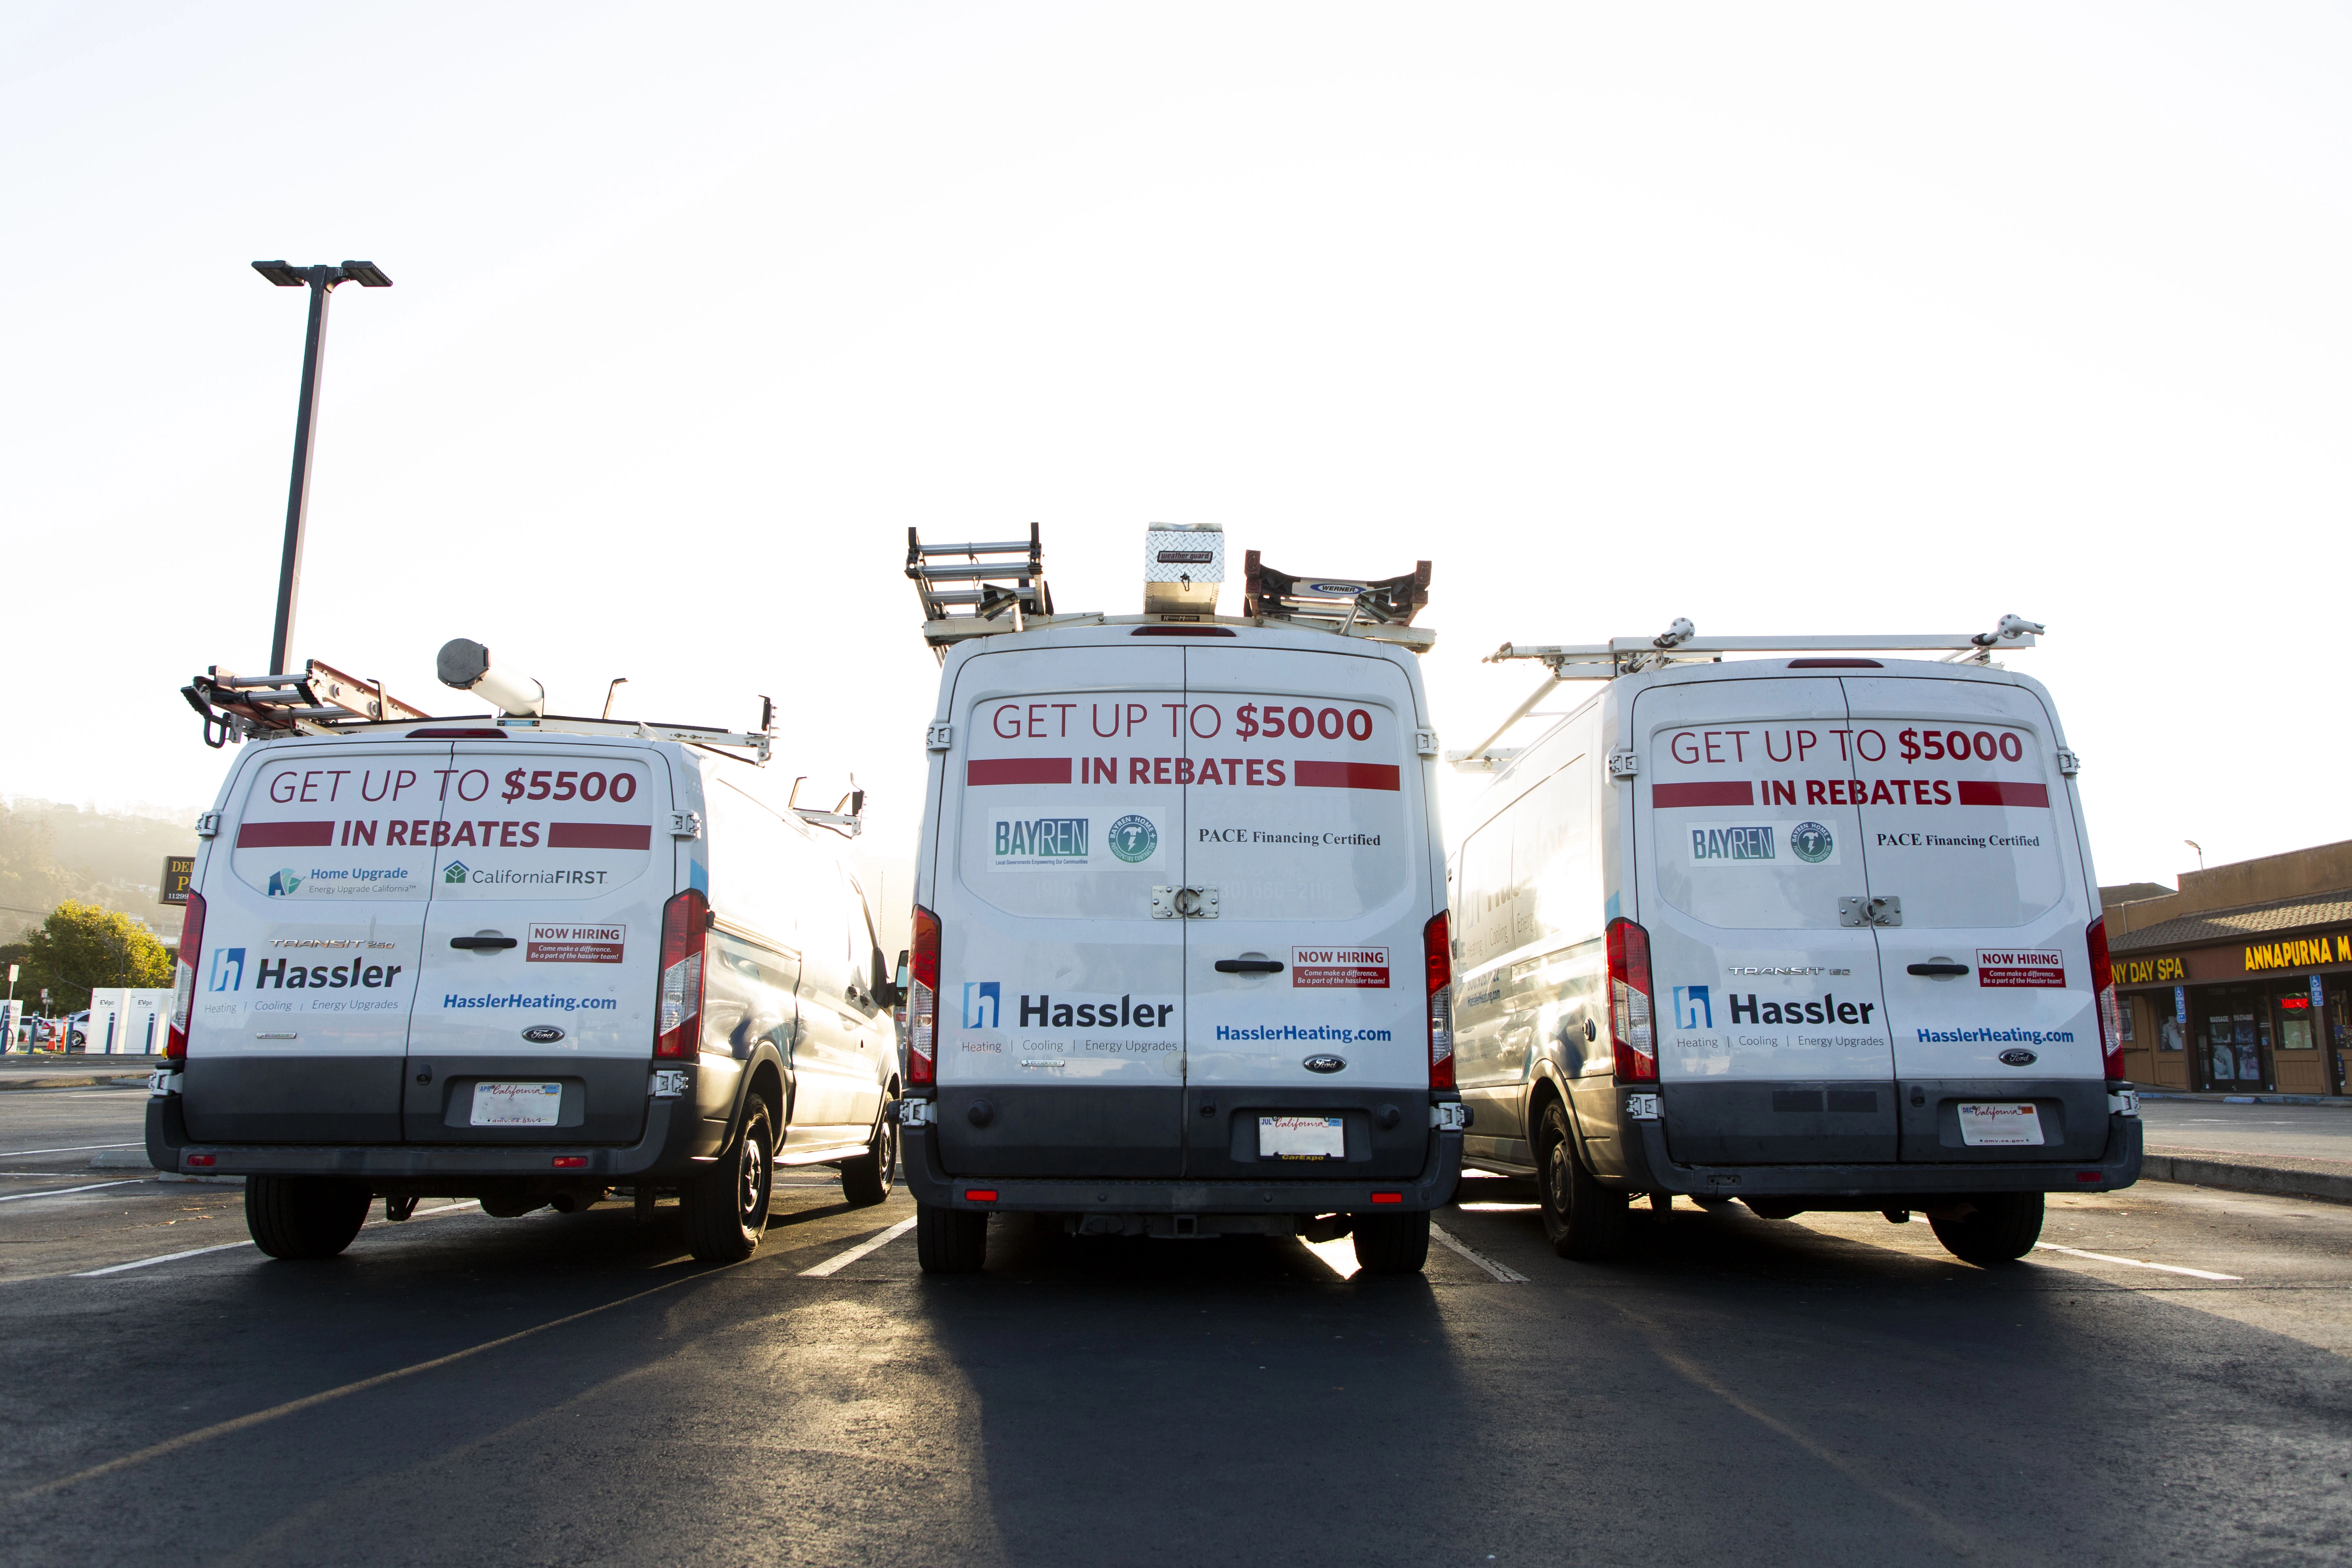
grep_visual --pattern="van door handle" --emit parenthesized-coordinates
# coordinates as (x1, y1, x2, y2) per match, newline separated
(1906, 962, 1969, 978)
(450, 935, 517, 950)
(1214, 959, 1284, 974)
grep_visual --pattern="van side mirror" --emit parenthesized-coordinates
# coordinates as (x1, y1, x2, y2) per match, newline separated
(871, 949, 899, 1009)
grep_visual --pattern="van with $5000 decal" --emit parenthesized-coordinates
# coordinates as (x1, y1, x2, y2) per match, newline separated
(1446, 619, 2141, 1266)
(893, 526, 1464, 1274)
(154, 642, 902, 1263)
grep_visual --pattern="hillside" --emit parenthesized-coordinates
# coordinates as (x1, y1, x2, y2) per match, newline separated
(0, 798, 196, 943)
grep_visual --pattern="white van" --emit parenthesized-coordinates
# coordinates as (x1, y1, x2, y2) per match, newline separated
(154, 652, 900, 1264)
(893, 528, 1464, 1274)
(1447, 624, 2142, 1267)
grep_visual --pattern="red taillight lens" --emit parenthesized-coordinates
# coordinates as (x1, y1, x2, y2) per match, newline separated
(654, 889, 708, 1060)
(1424, 911, 1454, 1090)
(552, 1156, 587, 1169)
(908, 904, 940, 1087)
(167, 889, 205, 1060)
(2087, 915, 2123, 1082)
(1606, 917, 1657, 1083)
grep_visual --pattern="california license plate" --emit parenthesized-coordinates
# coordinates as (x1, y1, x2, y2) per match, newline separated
(1259, 1115, 1345, 1160)
(471, 1082, 563, 1127)
(1957, 1102, 2043, 1146)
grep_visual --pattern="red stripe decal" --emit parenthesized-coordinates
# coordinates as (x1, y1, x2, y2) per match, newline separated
(967, 757, 1072, 786)
(234, 820, 336, 849)
(1651, 781, 1755, 809)
(546, 822, 653, 850)
(1292, 761, 1401, 791)
(1957, 780, 2051, 808)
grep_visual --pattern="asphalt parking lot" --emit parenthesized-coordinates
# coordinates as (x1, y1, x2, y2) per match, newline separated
(3, 1085, 2350, 1566)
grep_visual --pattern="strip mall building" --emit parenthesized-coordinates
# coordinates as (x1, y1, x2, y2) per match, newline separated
(2106, 840, 2352, 1096)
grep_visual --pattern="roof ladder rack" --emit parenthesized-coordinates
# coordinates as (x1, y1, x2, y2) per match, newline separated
(182, 659, 430, 748)
(1241, 553, 1430, 630)
(908, 525, 1054, 655)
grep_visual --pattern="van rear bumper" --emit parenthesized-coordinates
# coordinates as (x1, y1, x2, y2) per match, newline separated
(902, 1123, 1463, 1214)
(145, 1091, 710, 1185)
(1624, 1113, 2143, 1198)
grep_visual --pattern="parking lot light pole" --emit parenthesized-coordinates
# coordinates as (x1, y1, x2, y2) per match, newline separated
(251, 260, 392, 676)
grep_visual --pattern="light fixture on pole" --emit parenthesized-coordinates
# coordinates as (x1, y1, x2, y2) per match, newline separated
(251, 259, 393, 677)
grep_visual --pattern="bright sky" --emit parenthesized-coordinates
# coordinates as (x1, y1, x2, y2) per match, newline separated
(7, 1, 2350, 941)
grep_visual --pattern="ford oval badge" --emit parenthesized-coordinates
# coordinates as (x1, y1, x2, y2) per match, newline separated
(522, 1025, 566, 1045)
(1303, 1054, 1347, 1074)
(1999, 1047, 2037, 1067)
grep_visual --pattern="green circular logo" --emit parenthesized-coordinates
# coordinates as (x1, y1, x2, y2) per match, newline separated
(1109, 815, 1158, 863)
(1788, 821, 1835, 864)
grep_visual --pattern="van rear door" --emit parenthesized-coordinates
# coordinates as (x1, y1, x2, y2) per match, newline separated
(1634, 678, 1898, 1163)
(184, 744, 446, 1143)
(1840, 676, 2107, 1161)
(403, 743, 672, 1144)
(1180, 644, 1434, 1179)
(937, 645, 1188, 1177)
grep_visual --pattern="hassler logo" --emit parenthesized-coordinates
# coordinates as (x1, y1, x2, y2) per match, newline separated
(1109, 814, 1158, 863)
(1673, 985, 1712, 1029)
(208, 948, 246, 992)
(444, 861, 470, 884)
(963, 981, 1001, 1029)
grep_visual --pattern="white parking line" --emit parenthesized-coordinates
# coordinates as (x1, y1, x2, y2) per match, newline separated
(800, 1216, 917, 1276)
(1430, 1223, 1529, 1282)
(2034, 1243, 2240, 1281)
(77, 1241, 253, 1276)
(0, 1179, 142, 1205)
(0, 1142, 143, 1158)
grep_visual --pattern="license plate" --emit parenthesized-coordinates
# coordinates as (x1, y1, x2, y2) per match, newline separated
(471, 1082, 563, 1127)
(1957, 1102, 2043, 1146)
(1259, 1115, 1345, 1160)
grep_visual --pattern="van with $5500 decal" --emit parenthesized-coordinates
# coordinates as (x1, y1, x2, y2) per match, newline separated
(892, 526, 1465, 1274)
(154, 641, 901, 1263)
(1445, 619, 2141, 1266)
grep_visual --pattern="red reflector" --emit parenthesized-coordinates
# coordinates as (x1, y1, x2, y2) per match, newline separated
(964, 1189, 998, 1203)
(2077, 1172, 2103, 1183)
(406, 728, 508, 738)
(552, 1156, 588, 1168)
(186, 1154, 215, 1168)
(1370, 1191, 1403, 1205)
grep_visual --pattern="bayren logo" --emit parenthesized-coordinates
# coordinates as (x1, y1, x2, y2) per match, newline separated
(444, 861, 470, 884)
(963, 981, 1000, 1029)
(1789, 821, 1835, 864)
(265, 869, 302, 897)
(208, 947, 246, 992)
(1673, 985, 1713, 1029)
(1109, 814, 1158, 863)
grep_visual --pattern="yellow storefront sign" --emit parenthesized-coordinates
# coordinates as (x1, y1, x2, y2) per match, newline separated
(2116, 956, 2187, 986)
(2244, 934, 2352, 973)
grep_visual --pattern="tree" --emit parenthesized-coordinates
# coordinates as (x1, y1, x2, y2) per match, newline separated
(22, 902, 173, 1015)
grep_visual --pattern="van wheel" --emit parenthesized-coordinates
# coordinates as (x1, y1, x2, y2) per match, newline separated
(840, 1109, 897, 1208)
(1350, 1209, 1429, 1274)
(1537, 1100, 1630, 1261)
(1929, 1193, 2044, 1267)
(245, 1176, 371, 1260)
(916, 1202, 988, 1273)
(682, 1100, 775, 1264)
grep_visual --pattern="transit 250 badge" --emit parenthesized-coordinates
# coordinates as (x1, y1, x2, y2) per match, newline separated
(1109, 815, 1158, 863)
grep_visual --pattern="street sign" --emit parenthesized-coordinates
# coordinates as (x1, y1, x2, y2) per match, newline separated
(161, 855, 194, 906)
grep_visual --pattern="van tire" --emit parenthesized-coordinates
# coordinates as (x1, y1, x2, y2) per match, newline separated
(1351, 1209, 1429, 1274)
(840, 1109, 897, 1208)
(916, 1202, 988, 1273)
(682, 1099, 775, 1264)
(1537, 1100, 1630, 1261)
(246, 1176, 371, 1260)
(1929, 1192, 2044, 1266)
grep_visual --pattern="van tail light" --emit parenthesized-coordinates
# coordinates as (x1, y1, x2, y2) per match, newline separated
(167, 890, 205, 1060)
(908, 904, 941, 1087)
(1425, 911, 1454, 1090)
(1606, 917, 1657, 1083)
(654, 888, 708, 1060)
(2088, 915, 2124, 1082)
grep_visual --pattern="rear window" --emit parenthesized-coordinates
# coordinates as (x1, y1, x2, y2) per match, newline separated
(1648, 715, 1860, 931)
(227, 750, 441, 902)
(430, 746, 666, 902)
(1843, 716, 2067, 928)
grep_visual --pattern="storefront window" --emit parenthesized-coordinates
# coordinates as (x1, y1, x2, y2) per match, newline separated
(2195, 984, 2270, 1091)
(2277, 983, 2319, 1051)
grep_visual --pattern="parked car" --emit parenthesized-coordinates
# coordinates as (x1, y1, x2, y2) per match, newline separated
(149, 690, 898, 1263)
(1446, 636, 2142, 1266)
